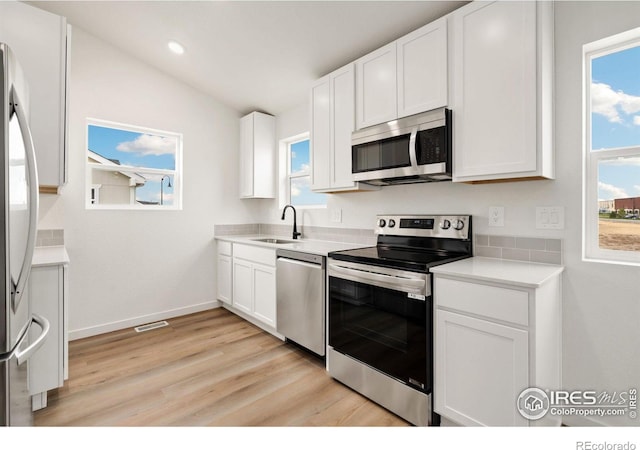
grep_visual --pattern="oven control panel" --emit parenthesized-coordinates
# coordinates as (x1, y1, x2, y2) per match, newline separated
(375, 215, 471, 239)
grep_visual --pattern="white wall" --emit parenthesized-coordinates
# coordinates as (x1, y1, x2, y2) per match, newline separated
(61, 28, 256, 338)
(260, 2, 640, 426)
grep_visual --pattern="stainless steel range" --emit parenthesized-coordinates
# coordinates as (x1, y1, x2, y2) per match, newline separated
(327, 214, 472, 426)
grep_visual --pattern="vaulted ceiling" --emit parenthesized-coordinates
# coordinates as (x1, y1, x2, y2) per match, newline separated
(31, 1, 467, 116)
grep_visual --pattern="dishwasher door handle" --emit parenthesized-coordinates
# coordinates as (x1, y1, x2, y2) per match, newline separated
(277, 257, 321, 271)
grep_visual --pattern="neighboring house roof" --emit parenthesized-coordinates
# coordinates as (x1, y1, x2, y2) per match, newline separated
(136, 200, 159, 205)
(88, 149, 147, 187)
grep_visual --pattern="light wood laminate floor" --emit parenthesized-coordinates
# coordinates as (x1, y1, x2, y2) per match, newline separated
(34, 308, 409, 426)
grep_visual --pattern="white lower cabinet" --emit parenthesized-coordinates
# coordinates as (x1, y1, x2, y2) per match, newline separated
(436, 310, 529, 426)
(216, 241, 232, 305)
(434, 273, 561, 427)
(232, 259, 253, 314)
(249, 264, 276, 327)
(230, 243, 277, 329)
(28, 263, 68, 410)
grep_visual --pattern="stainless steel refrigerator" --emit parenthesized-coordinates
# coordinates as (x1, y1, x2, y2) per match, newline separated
(1, 42, 49, 426)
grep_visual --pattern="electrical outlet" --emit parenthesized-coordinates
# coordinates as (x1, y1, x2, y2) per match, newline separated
(536, 206, 565, 229)
(488, 206, 505, 227)
(330, 208, 342, 223)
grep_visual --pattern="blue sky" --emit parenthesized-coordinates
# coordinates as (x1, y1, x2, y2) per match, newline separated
(290, 139, 326, 206)
(592, 45, 640, 201)
(88, 124, 176, 204)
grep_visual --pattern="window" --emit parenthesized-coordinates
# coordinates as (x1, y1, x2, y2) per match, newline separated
(584, 28, 640, 265)
(280, 133, 326, 207)
(86, 119, 182, 209)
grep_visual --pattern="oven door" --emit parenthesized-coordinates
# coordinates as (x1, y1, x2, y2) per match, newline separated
(328, 260, 432, 392)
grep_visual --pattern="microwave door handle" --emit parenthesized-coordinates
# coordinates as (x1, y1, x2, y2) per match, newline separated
(408, 128, 418, 169)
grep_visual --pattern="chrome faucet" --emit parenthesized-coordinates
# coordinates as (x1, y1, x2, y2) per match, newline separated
(281, 204, 301, 240)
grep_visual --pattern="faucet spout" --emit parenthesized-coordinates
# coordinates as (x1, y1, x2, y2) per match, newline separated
(281, 204, 302, 240)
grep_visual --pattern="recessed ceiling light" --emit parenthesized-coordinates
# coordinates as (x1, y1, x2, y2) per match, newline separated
(168, 40, 185, 55)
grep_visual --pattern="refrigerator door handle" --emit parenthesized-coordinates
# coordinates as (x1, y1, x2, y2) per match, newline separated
(9, 86, 39, 313)
(14, 314, 49, 365)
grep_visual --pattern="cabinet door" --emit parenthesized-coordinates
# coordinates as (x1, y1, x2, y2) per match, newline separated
(239, 114, 254, 198)
(217, 255, 232, 304)
(28, 266, 64, 399)
(232, 258, 253, 314)
(397, 17, 448, 118)
(252, 263, 276, 328)
(435, 310, 529, 426)
(252, 112, 275, 198)
(0, 2, 68, 190)
(310, 76, 331, 191)
(356, 42, 397, 129)
(452, 0, 537, 180)
(331, 64, 357, 189)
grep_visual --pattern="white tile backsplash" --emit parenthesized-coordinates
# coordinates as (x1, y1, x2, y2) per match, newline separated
(475, 234, 563, 265)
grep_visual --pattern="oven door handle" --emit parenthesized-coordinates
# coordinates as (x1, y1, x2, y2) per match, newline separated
(328, 263, 427, 296)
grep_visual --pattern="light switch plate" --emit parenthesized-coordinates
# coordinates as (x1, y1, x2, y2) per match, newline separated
(536, 206, 565, 229)
(488, 206, 504, 227)
(330, 208, 342, 223)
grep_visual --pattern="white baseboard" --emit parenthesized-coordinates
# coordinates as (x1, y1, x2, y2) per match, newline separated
(69, 300, 221, 340)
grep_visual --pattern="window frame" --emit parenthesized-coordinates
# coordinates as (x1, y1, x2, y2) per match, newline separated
(279, 132, 326, 209)
(85, 118, 183, 211)
(583, 28, 640, 266)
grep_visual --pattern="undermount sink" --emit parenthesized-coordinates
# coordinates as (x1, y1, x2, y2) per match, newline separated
(250, 238, 296, 244)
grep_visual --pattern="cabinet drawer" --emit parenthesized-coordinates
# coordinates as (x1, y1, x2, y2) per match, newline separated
(217, 240, 232, 256)
(233, 243, 276, 267)
(435, 277, 529, 326)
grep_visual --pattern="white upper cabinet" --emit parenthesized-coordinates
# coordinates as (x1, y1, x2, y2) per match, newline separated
(356, 43, 398, 129)
(311, 64, 377, 193)
(239, 111, 275, 198)
(397, 17, 448, 118)
(451, 1, 554, 183)
(356, 18, 448, 130)
(311, 75, 332, 191)
(0, 2, 69, 193)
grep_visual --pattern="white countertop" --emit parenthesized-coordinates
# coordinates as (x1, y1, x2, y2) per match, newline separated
(32, 246, 70, 267)
(215, 235, 368, 256)
(430, 256, 564, 288)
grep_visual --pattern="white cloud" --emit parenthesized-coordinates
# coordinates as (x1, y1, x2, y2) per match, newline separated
(300, 163, 310, 172)
(591, 82, 640, 125)
(598, 181, 628, 200)
(290, 176, 310, 198)
(592, 82, 624, 123)
(116, 134, 177, 156)
(635, 185, 640, 194)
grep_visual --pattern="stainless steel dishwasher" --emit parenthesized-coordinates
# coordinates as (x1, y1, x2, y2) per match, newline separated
(276, 249, 326, 357)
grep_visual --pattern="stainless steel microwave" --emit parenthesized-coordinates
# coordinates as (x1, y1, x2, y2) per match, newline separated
(351, 108, 451, 186)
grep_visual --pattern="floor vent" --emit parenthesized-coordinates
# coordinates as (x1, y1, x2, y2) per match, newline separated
(134, 321, 169, 333)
